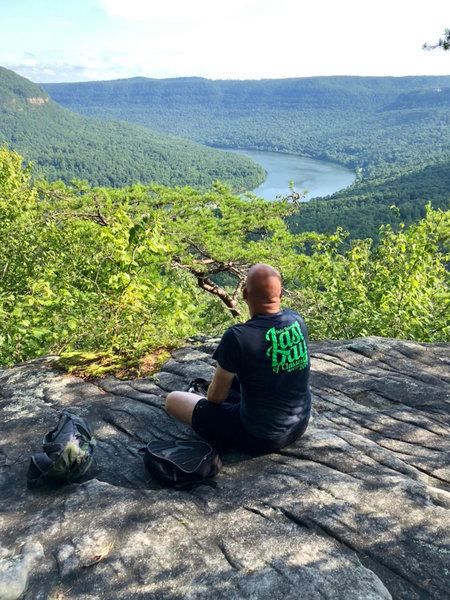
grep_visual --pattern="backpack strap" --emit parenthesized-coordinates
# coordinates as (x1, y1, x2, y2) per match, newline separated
(31, 453, 55, 474)
(26, 453, 55, 488)
(42, 442, 66, 455)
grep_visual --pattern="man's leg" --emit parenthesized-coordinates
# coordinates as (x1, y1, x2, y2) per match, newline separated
(166, 389, 245, 449)
(165, 391, 203, 426)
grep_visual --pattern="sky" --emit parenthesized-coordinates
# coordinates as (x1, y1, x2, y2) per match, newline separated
(0, 0, 449, 83)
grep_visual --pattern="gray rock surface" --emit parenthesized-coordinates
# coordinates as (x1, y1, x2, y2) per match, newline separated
(0, 336, 448, 599)
(0, 542, 43, 600)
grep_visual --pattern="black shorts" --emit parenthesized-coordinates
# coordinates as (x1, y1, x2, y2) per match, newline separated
(191, 397, 309, 454)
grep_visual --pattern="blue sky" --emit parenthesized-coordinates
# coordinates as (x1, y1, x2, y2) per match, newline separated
(1, 0, 449, 83)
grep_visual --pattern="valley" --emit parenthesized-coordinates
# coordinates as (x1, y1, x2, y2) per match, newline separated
(42, 74, 450, 239)
(0, 67, 265, 191)
(1, 71, 448, 368)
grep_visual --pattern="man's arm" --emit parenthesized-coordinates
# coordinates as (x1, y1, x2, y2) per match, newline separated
(207, 365, 235, 404)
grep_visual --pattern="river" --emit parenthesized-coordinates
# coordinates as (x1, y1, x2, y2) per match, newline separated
(229, 149, 355, 201)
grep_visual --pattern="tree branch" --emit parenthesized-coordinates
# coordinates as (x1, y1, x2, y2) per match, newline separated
(54, 212, 110, 226)
(194, 272, 241, 317)
(39, 189, 109, 226)
(171, 257, 245, 316)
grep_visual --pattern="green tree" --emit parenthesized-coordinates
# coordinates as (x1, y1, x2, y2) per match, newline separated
(0, 149, 206, 366)
(423, 29, 450, 51)
(285, 206, 449, 341)
(1, 148, 448, 374)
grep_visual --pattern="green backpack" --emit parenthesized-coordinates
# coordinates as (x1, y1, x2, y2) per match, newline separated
(27, 411, 96, 487)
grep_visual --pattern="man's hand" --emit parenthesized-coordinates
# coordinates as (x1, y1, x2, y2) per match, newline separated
(207, 365, 235, 404)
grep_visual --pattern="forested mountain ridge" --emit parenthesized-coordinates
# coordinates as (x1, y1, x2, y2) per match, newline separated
(42, 75, 450, 173)
(42, 75, 450, 238)
(42, 75, 450, 110)
(0, 67, 265, 190)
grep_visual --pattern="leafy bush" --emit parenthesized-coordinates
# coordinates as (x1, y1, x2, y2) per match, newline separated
(1, 148, 448, 372)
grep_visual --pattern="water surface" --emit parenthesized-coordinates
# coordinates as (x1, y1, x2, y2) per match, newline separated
(230, 149, 355, 201)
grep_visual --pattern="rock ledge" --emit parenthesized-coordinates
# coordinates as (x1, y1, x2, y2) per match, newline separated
(0, 336, 449, 599)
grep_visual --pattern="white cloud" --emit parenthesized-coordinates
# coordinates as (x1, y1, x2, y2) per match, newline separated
(97, 0, 450, 79)
(100, 0, 212, 23)
(2, 0, 448, 82)
(100, 0, 264, 24)
(21, 58, 39, 67)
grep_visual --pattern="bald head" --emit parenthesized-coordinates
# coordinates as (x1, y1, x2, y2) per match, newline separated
(243, 263, 282, 315)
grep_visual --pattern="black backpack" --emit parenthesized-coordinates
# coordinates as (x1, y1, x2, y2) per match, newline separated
(141, 439, 222, 489)
(27, 411, 96, 487)
(187, 378, 210, 396)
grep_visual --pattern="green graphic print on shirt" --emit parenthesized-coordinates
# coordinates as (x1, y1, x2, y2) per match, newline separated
(265, 321, 308, 374)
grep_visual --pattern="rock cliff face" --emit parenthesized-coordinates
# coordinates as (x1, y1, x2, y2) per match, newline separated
(26, 97, 49, 105)
(0, 336, 448, 600)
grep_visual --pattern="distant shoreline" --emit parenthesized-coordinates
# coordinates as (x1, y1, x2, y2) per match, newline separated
(216, 147, 355, 201)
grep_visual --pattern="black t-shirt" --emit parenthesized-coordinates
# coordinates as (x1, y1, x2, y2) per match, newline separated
(213, 309, 311, 439)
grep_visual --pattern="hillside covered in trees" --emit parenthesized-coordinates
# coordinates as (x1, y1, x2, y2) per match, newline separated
(1, 146, 448, 373)
(0, 67, 265, 190)
(43, 75, 450, 239)
(1, 74, 449, 371)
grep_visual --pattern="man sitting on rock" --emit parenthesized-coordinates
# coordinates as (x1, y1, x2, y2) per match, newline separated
(165, 263, 311, 453)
